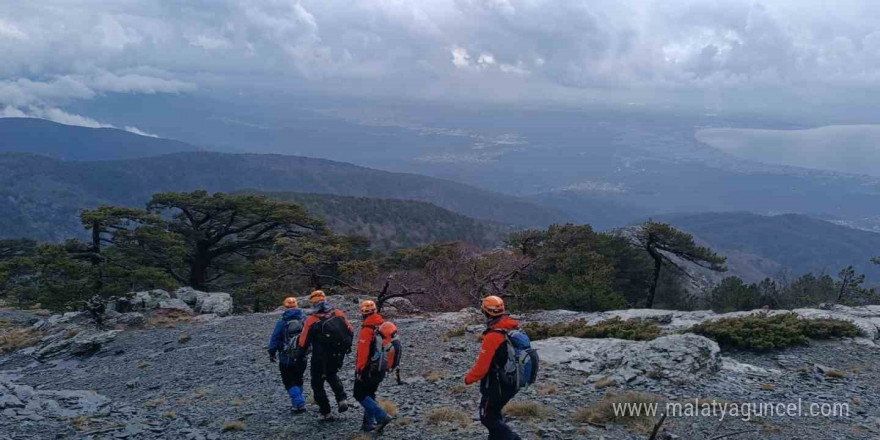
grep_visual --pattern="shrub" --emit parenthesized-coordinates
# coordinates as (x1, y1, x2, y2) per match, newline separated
(426, 407, 470, 428)
(523, 317, 662, 341)
(0, 326, 45, 353)
(572, 392, 664, 434)
(593, 376, 617, 389)
(178, 334, 191, 343)
(378, 399, 398, 417)
(422, 371, 449, 383)
(537, 384, 559, 395)
(444, 325, 468, 339)
(222, 421, 245, 432)
(502, 401, 549, 420)
(690, 313, 861, 351)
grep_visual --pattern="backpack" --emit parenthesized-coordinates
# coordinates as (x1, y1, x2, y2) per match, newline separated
(281, 317, 304, 359)
(366, 321, 402, 378)
(491, 329, 539, 393)
(313, 311, 354, 355)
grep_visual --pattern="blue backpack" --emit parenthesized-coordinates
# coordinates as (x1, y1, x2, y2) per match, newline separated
(492, 329, 539, 392)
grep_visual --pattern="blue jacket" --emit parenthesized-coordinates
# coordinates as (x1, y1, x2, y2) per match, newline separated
(268, 309, 305, 365)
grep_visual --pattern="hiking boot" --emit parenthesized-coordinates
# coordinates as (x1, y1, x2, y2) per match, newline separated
(319, 413, 335, 422)
(375, 415, 394, 433)
(361, 423, 376, 432)
(291, 406, 306, 415)
(337, 399, 349, 413)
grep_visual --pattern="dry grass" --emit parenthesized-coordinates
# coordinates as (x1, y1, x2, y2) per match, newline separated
(222, 421, 245, 432)
(426, 407, 470, 428)
(645, 370, 666, 379)
(537, 384, 559, 395)
(593, 376, 617, 389)
(351, 435, 373, 440)
(825, 370, 847, 379)
(850, 366, 863, 374)
(71, 416, 91, 431)
(450, 384, 468, 395)
(0, 326, 46, 353)
(0, 319, 9, 328)
(148, 309, 193, 328)
(760, 384, 774, 391)
(143, 397, 166, 408)
(136, 361, 151, 369)
(852, 397, 862, 406)
(444, 325, 468, 339)
(422, 371, 449, 383)
(795, 366, 810, 373)
(502, 401, 550, 420)
(378, 399, 398, 417)
(230, 398, 245, 407)
(178, 334, 191, 343)
(65, 328, 80, 339)
(397, 417, 412, 426)
(192, 387, 213, 399)
(162, 411, 177, 419)
(572, 392, 664, 434)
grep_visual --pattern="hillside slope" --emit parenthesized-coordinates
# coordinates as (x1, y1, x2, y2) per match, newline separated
(659, 212, 880, 281)
(0, 118, 198, 160)
(0, 152, 564, 241)
(256, 192, 512, 250)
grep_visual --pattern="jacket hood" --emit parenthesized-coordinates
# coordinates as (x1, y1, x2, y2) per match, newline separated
(283, 309, 304, 320)
(362, 313, 384, 327)
(489, 315, 519, 331)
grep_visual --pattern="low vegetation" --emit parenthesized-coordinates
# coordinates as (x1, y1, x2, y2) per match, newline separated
(378, 399, 398, 417)
(523, 317, 662, 341)
(222, 421, 245, 432)
(0, 326, 45, 353)
(689, 313, 861, 351)
(502, 401, 550, 420)
(572, 392, 664, 434)
(425, 407, 470, 428)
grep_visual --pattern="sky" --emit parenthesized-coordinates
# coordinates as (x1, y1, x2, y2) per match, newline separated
(3, 0, 880, 130)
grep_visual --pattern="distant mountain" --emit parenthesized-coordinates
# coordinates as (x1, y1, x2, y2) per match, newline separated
(0, 118, 199, 160)
(526, 191, 648, 231)
(657, 212, 880, 282)
(0, 152, 565, 242)
(256, 192, 511, 250)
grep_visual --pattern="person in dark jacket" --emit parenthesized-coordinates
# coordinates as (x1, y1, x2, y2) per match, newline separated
(298, 290, 354, 421)
(267, 297, 308, 413)
(464, 296, 522, 440)
(353, 300, 394, 432)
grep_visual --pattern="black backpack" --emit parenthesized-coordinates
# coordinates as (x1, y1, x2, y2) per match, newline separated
(313, 311, 353, 354)
(282, 317, 304, 358)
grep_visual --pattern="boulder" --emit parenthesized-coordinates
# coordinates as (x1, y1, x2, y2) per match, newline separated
(195, 292, 233, 317)
(158, 298, 193, 313)
(115, 312, 146, 328)
(384, 297, 421, 314)
(532, 334, 721, 384)
(173, 287, 208, 306)
(36, 330, 120, 359)
(130, 290, 170, 311)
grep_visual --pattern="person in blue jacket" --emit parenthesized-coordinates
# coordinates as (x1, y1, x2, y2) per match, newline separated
(268, 297, 308, 413)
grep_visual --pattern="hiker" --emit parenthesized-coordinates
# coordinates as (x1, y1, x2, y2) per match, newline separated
(299, 290, 355, 420)
(267, 297, 308, 414)
(353, 300, 396, 433)
(465, 296, 528, 440)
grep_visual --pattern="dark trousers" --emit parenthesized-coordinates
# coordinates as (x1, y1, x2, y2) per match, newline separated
(310, 351, 347, 415)
(479, 392, 520, 440)
(279, 359, 306, 389)
(354, 377, 385, 427)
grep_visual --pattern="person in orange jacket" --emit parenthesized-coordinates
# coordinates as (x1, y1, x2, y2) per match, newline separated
(298, 290, 354, 421)
(353, 300, 394, 432)
(464, 296, 522, 440)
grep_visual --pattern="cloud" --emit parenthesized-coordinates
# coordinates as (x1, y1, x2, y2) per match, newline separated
(2, 0, 880, 112)
(1, 105, 157, 137)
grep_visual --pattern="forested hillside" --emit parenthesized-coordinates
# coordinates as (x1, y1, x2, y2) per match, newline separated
(255, 192, 511, 250)
(660, 212, 880, 281)
(0, 152, 565, 241)
(0, 118, 198, 160)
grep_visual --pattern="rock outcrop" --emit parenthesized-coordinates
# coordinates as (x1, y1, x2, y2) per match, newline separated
(533, 333, 721, 384)
(194, 292, 233, 317)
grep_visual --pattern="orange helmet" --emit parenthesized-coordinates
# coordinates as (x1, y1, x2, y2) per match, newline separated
(283, 297, 299, 309)
(309, 290, 326, 304)
(360, 300, 377, 316)
(481, 296, 505, 317)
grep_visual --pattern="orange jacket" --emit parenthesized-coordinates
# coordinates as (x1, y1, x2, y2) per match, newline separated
(298, 306, 354, 349)
(356, 313, 385, 373)
(465, 316, 519, 385)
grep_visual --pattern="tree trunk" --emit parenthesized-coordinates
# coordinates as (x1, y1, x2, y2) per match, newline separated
(190, 244, 210, 290)
(646, 247, 663, 309)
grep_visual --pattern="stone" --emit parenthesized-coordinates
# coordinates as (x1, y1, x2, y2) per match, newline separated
(384, 297, 421, 314)
(173, 287, 208, 306)
(158, 298, 193, 313)
(195, 292, 233, 316)
(70, 330, 121, 355)
(0, 394, 23, 409)
(532, 334, 721, 383)
(116, 313, 146, 328)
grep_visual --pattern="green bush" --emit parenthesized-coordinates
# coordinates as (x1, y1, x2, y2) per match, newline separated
(690, 313, 861, 351)
(523, 317, 662, 341)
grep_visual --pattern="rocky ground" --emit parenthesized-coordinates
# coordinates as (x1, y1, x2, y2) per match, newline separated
(2, 293, 880, 440)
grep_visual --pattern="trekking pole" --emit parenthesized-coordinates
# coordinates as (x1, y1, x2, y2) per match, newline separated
(396, 368, 402, 385)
